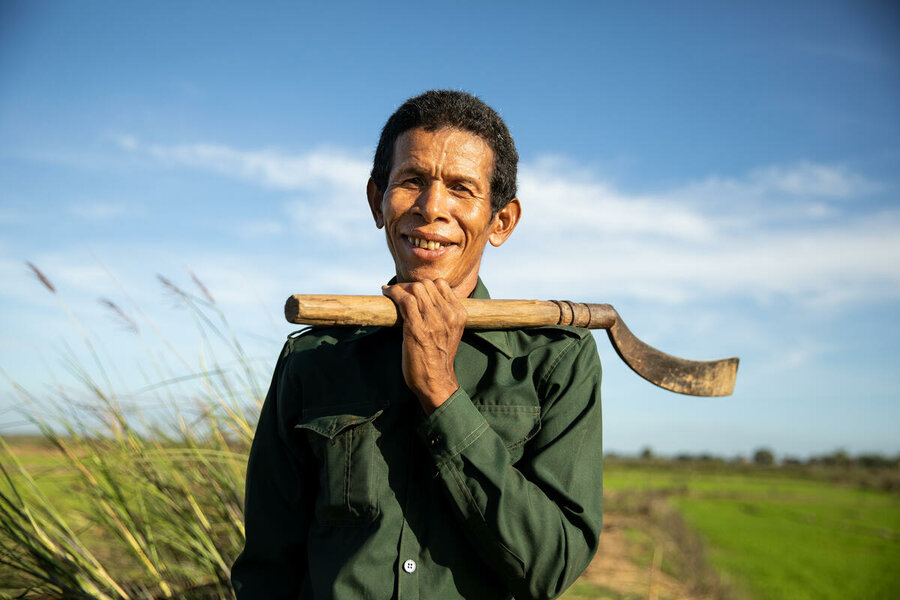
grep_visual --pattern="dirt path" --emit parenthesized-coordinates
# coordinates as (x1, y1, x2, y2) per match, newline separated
(563, 499, 731, 600)
(577, 514, 698, 600)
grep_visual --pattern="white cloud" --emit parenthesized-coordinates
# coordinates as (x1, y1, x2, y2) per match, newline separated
(115, 135, 138, 151)
(117, 136, 375, 241)
(668, 162, 881, 231)
(519, 164, 717, 242)
(497, 160, 897, 305)
(284, 195, 377, 243)
(748, 162, 878, 198)
(113, 136, 899, 307)
(117, 137, 370, 193)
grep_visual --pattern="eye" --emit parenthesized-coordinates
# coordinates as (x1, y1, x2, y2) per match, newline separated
(451, 182, 472, 194)
(402, 176, 424, 187)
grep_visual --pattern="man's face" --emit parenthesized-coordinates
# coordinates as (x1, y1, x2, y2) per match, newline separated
(368, 127, 519, 297)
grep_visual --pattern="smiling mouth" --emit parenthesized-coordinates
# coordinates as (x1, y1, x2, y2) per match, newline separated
(404, 235, 453, 251)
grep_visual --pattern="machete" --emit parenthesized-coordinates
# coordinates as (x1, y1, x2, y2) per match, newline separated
(284, 294, 738, 397)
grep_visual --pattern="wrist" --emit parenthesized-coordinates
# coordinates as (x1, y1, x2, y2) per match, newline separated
(417, 379, 459, 416)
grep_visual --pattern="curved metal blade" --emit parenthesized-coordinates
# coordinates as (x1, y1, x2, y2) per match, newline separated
(607, 315, 738, 397)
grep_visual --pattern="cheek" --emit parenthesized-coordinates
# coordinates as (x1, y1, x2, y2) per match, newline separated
(461, 213, 494, 244)
(381, 197, 409, 226)
(381, 209, 401, 230)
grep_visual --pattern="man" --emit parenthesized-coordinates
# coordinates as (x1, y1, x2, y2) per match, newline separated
(231, 90, 603, 600)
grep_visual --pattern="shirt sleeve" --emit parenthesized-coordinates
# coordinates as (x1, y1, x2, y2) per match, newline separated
(231, 343, 313, 599)
(416, 333, 603, 600)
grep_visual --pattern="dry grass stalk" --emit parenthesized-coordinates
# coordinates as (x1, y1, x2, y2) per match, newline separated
(1, 268, 263, 599)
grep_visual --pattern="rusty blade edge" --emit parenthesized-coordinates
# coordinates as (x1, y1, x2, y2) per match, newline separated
(606, 315, 738, 397)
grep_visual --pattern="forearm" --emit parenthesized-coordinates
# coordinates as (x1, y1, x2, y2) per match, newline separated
(417, 358, 603, 600)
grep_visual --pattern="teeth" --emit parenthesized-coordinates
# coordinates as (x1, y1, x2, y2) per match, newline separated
(408, 236, 445, 250)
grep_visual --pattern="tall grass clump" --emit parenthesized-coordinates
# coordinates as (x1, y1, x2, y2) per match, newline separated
(0, 264, 267, 599)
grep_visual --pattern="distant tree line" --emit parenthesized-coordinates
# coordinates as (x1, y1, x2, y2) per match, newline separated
(617, 447, 900, 468)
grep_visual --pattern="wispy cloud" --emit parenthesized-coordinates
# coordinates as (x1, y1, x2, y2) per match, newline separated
(519, 158, 717, 242)
(747, 161, 879, 198)
(116, 136, 374, 241)
(115, 136, 370, 192)
(113, 136, 898, 307)
(507, 160, 897, 304)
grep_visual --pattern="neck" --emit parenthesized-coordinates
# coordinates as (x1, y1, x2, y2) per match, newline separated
(452, 273, 478, 299)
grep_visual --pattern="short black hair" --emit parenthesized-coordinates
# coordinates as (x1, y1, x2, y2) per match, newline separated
(371, 90, 518, 213)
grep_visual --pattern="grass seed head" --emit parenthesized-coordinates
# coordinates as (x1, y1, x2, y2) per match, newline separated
(26, 261, 56, 294)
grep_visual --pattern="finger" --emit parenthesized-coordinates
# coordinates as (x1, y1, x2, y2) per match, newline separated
(435, 279, 467, 326)
(382, 285, 425, 329)
(384, 282, 415, 293)
(384, 282, 435, 314)
(435, 278, 465, 309)
(406, 281, 433, 317)
(403, 281, 446, 329)
(434, 278, 461, 307)
(415, 280, 445, 321)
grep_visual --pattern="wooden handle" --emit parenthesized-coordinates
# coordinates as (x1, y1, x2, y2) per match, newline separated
(284, 295, 618, 329)
(283, 293, 739, 396)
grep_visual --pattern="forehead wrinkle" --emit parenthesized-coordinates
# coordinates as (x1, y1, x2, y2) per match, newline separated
(390, 127, 494, 196)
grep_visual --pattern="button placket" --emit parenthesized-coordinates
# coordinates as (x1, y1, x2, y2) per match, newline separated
(397, 409, 420, 599)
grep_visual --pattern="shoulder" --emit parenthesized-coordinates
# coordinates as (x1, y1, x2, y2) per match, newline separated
(509, 324, 592, 345)
(508, 326, 601, 386)
(284, 325, 377, 354)
(278, 326, 381, 377)
(507, 325, 597, 360)
(273, 327, 385, 417)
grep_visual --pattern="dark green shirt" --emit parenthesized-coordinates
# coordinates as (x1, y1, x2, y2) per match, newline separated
(231, 279, 603, 599)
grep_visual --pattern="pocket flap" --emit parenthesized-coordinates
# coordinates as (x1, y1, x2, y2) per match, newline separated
(295, 409, 383, 440)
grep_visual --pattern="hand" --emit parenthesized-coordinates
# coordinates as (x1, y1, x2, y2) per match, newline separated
(382, 279, 467, 414)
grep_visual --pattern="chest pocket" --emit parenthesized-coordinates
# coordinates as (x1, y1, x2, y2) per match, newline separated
(476, 405, 541, 463)
(296, 408, 382, 527)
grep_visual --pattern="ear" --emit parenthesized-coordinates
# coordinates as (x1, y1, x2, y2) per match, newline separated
(367, 178, 384, 228)
(489, 198, 521, 247)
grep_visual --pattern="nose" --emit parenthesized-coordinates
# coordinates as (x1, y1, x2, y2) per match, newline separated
(414, 181, 451, 223)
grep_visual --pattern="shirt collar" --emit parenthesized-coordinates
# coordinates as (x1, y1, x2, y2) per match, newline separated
(466, 278, 513, 358)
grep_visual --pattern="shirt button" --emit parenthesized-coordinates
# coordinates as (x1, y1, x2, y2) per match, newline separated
(429, 434, 441, 447)
(403, 559, 416, 574)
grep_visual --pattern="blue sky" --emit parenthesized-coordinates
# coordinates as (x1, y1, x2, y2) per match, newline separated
(1, 1, 898, 457)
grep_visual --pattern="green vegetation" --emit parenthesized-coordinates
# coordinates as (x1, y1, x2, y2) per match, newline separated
(5, 408, 899, 600)
(604, 461, 900, 600)
(560, 581, 641, 600)
(1, 267, 258, 599)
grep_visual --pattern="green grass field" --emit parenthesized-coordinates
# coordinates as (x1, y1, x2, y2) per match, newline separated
(6, 440, 897, 600)
(604, 463, 900, 599)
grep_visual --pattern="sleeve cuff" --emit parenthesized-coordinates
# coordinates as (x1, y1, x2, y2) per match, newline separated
(416, 387, 489, 464)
